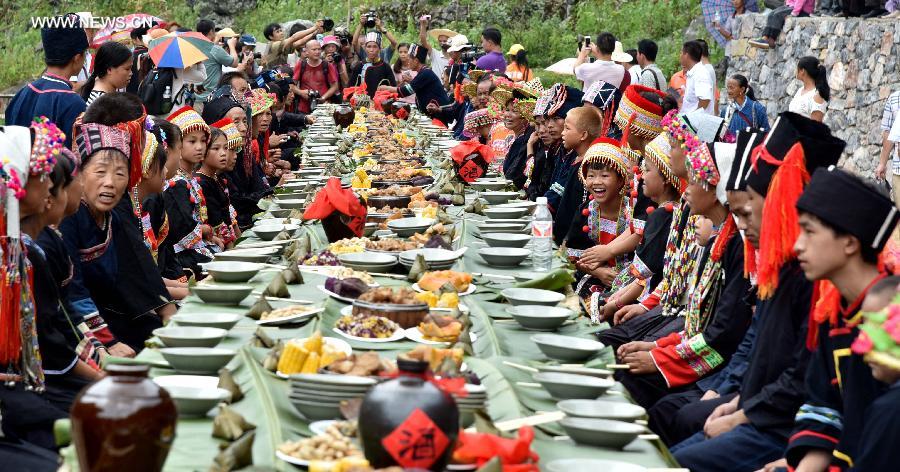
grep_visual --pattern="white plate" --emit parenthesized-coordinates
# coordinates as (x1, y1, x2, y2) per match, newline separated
(308, 420, 337, 436)
(404, 327, 453, 346)
(411, 282, 476, 296)
(333, 326, 406, 343)
(317, 285, 360, 304)
(275, 449, 309, 467)
(341, 304, 470, 316)
(255, 307, 325, 326)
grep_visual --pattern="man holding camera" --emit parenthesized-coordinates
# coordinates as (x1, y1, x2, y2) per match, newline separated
(475, 27, 506, 74)
(262, 21, 323, 68)
(196, 20, 240, 104)
(233, 34, 262, 80)
(417, 16, 454, 88)
(291, 39, 340, 113)
(351, 11, 398, 64)
(322, 35, 351, 89)
(574, 32, 629, 92)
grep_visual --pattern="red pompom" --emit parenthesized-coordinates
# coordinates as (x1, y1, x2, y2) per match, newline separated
(582, 225, 589, 233)
(582, 208, 589, 216)
(189, 196, 196, 203)
(630, 190, 638, 198)
(664, 202, 674, 212)
(632, 165, 640, 174)
(588, 194, 595, 200)
(646, 206, 656, 214)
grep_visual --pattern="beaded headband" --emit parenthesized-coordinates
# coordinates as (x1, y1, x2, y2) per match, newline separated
(613, 85, 665, 139)
(463, 104, 501, 136)
(853, 298, 900, 371)
(249, 88, 276, 117)
(0, 158, 26, 199)
(29, 116, 64, 176)
(580, 138, 631, 186)
(211, 117, 243, 151)
(662, 109, 692, 144)
(168, 105, 210, 137)
(140, 130, 159, 178)
(685, 140, 718, 188)
(644, 131, 683, 192)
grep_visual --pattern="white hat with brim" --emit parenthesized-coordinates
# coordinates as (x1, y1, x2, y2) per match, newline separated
(611, 41, 633, 63)
(446, 34, 470, 53)
(0, 126, 34, 238)
(428, 29, 458, 42)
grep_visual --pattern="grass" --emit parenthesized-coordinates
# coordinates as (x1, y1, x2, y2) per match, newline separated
(0, 0, 711, 91)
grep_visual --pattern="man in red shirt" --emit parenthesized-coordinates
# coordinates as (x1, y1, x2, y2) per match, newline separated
(291, 39, 339, 113)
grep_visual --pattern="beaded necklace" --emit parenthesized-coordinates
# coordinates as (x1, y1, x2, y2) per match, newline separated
(683, 216, 738, 336)
(130, 188, 169, 261)
(657, 198, 700, 314)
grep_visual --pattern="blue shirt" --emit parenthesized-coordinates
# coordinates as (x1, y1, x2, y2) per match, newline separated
(5, 73, 86, 149)
(720, 97, 769, 136)
(697, 307, 759, 394)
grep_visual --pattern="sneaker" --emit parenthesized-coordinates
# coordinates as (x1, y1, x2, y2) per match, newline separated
(748, 37, 772, 49)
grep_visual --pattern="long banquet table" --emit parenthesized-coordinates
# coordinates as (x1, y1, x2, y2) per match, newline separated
(63, 203, 679, 471)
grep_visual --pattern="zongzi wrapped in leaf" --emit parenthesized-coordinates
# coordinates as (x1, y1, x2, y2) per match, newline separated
(217, 368, 243, 403)
(211, 404, 256, 441)
(264, 273, 290, 298)
(210, 431, 255, 472)
(246, 295, 273, 321)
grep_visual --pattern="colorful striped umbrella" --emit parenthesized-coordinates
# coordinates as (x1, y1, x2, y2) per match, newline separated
(91, 14, 162, 48)
(148, 31, 214, 68)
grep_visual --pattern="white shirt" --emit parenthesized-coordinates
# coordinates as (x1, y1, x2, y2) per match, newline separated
(889, 114, 900, 145)
(628, 66, 640, 86)
(429, 49, 449, 85)
(574, 60, 626, 92)
(681, 62, 715, 114)
(788, 87, 828, 120)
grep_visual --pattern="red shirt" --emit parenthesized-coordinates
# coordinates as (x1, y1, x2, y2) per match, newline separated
(292, 60, 339, 113)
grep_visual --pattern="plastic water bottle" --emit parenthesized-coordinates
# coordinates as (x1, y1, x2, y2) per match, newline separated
(161, 85, 172, 113)
(532, 196, 554, 272)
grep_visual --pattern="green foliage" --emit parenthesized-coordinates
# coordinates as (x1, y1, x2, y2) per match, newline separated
(0, 0, 708, 90)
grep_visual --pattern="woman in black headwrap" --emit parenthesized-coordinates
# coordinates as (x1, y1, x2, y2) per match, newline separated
(203, 89, 273, 229)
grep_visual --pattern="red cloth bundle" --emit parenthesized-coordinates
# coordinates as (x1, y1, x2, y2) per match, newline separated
(452, 426, 539, 471)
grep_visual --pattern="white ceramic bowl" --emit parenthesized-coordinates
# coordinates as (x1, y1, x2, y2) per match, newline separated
(478, 247, 530, 267)
(201, 261, 264, 283)
(274, 199, 306, 209)
(557, 400, 646, 422)
(559, 417, 644, 449)
(214, 247, 279, 263)
(253, 224, 300, 241)
(338, 252, 398, 272)
(158, 347, 237, 374)
(532, 372, 615, 399)
(190, 285, 254, 305)
(170, 313, 242, 331)
(479, 191, 519, 204)
(154, 375, 231, 417)
(500, 288, 565, 306)
(387, 217, 435, 237)
(481, 232, 531, 248)
(509, 305, 572, 331)
(153, 327, 228, 348)
(531, 333, 606, 362)
(483, 207, 529, 219)
(545, 459, 646, 472)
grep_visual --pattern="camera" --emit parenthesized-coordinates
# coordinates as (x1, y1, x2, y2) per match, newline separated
(364, 9, 378, 29)
(331, 52, 342, 62)
(460, 46, 484, 64)
(577, 34, 591, 50)
(322, 17, 335, 32)
(308, 89, 321, 110)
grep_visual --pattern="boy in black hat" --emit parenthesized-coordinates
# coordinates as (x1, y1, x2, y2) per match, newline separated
(670, 114, 846, 471)
(5, 13, 88, 148)
(381, 43, 453, 124)
(784, 167, 899, 471)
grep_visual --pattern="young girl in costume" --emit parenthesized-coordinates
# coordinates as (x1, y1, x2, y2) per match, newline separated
(196, 122, 240, 250)
(163, 106, 214, 278)
(565, 139, 633, 321)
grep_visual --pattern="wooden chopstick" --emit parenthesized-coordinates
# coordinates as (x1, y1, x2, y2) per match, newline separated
(249, 292, 314, 304)
(503, 361, 538, 373)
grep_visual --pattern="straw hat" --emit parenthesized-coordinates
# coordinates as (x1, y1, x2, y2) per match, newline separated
(611, 41, 633, 63)
(428, 28, 458, 41)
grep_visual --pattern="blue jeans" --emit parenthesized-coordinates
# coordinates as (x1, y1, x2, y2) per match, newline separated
(672, 424, 786, 472)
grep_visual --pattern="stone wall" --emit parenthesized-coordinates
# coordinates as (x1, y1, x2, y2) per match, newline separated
(726, 13, 900, 178)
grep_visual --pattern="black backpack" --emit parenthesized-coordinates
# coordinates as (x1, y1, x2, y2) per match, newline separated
(138, 67, 176, 115)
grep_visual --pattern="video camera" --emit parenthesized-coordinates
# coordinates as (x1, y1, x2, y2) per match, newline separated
(322, 17, 335, 32)
(364, 9, 378, 29)
(460, 46, 484, 64)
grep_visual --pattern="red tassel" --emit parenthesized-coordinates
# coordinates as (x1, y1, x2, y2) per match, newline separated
(711, 214, 738, 262)
(756, 143, 809, 299)
(581, 208, 589, 216)
(744, 237, 758, 279)
(646, 206, 656, 214)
